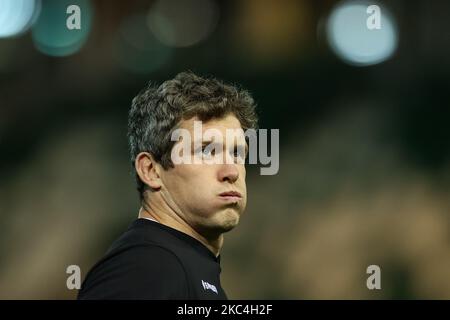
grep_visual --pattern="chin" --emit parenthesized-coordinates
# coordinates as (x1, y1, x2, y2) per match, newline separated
(201, 207, 241, 235)
(216, 208, 241, 232)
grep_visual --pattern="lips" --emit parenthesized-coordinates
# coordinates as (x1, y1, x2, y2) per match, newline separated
(219, 191, 242, 198)
(219, 191, 242, 202)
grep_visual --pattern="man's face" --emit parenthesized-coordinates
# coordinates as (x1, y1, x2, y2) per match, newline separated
(159, 113, 247, 237)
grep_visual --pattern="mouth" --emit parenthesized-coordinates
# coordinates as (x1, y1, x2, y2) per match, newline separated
(219, 191, 242, 202)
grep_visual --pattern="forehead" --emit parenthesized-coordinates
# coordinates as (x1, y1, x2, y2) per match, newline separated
(179, 113, 243, 131)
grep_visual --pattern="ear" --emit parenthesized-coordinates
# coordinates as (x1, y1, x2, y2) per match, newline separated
(135, 152, 162, 190)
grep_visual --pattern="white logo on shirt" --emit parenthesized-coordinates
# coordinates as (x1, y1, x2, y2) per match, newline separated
(201, 280, 218, 294)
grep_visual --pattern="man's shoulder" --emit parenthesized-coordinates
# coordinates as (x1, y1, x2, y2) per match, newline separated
(106, 242, 186, 269)
(78, 243, 189, 299)
(77, 221, 192, 300)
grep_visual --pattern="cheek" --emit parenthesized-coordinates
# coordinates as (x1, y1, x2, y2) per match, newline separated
(163, 166, 195, 198)
(175, 166, 215, 199)
(239, 167, 247, 188)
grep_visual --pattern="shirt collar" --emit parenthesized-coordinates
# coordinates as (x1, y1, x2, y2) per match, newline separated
(135, 218, 222, 264)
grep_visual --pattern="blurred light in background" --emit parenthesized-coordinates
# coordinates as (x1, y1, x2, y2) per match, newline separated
(31, 0, 92, 57)
(231, 0, 311, 68)
(114, 13, 172, 74)
(147, 0, 219, 48)
(326, 0, 398, 66)
(0, 0, 41, 38)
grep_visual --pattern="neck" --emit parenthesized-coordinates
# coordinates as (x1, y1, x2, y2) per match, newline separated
(138, 205, 223, 258)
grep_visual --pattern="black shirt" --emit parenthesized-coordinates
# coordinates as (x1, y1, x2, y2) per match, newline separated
(77, 218, 228, 300)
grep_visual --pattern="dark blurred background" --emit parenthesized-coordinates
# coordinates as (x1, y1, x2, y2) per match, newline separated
(1, 0, 450, 299)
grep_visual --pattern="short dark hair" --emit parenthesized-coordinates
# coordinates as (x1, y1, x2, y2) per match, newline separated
(127, 71, 258, 201)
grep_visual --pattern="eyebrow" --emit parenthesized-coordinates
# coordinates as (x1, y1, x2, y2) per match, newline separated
(191, 139, 215, 147)
(191, 139, 248, 153)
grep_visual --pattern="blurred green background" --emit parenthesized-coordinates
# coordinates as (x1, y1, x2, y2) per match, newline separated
(1, 0, 450, 299)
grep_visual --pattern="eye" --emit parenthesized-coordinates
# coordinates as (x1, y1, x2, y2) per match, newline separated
(202, 145, 215, 157)
(232, 146, 246, 161)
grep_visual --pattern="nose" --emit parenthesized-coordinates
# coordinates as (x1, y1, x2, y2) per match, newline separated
(218, 163, 239, 183)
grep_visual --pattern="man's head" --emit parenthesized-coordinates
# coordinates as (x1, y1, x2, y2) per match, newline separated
(127, 71, 258, 237)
